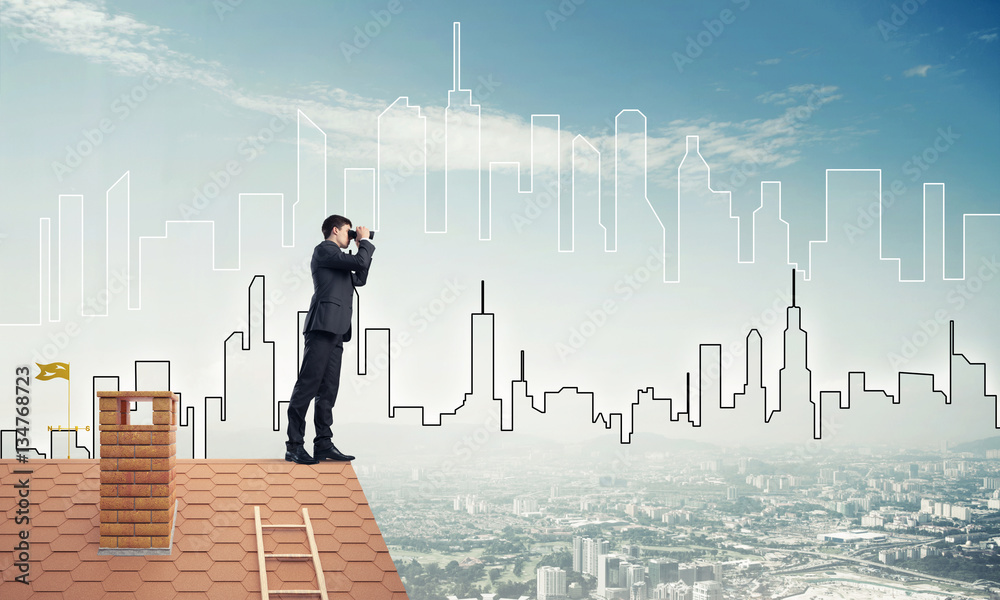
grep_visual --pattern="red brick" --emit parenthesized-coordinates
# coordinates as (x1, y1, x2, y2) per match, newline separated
(150, 431, 176, 445)
(100, 484, 118, 498)
(100, 458, 118, 471)
(135, 445, 172, 458)
(118, 458, 152, 471)
(100, 497, 134, 510)
(101, 444, 134, 458)
(150, 482, 174, 497)
(99, 411, 118, 425)
(152, 411, 172, 425)
(150, 536, 171, 549)
(100, 510, 117, 522)
(150, 509, 174, 523)
(117, 485, 151, 497)
(150, 457, 176, 471)
(100, 431, 117, 444)
(135, 471, 171, 485)
(118, 510, 151, 523)
(101, 523, 134, 536)
(99, 536, 119, 548)
(119, 431, 152, 445)
(118, 537, 152, 549)
(136, 523, 171, 537)
(152, 398, 173, 412)
(100, 471, 134, 485)
(99, 398, 119, 411)
(135, 497, 172, 510)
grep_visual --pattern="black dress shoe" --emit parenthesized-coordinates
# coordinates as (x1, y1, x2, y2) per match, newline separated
(285, 447, 318, 464)
(314, 444, 354, 461)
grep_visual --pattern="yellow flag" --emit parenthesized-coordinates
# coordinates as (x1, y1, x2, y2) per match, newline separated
(36, 362, 70, 381)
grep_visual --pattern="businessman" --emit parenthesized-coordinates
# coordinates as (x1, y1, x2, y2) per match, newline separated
(285, 214, 374, 464)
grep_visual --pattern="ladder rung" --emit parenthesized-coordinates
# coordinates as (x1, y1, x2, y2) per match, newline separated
(254, 505, 329, 600)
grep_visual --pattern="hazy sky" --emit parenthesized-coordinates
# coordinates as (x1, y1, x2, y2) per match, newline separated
(0, 0, 998, 459)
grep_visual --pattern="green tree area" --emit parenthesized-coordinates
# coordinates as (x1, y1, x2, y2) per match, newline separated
(397, 559, 490, 600)
(897, 554, 1000, 583)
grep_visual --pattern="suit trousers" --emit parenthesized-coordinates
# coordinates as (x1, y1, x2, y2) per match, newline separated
(286, 330, 344, 451)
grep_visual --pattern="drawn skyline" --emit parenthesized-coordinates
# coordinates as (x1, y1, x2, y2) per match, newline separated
(0, 5, 997, 457)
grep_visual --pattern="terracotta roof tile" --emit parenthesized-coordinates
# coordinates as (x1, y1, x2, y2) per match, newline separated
(237, 464, 268, 480)
(210, 509, 245, 529)
(57, 518, 94, 535)
(338, 542, 377, 562)
(290, 476, 324, 491)
(137, 560, 180, 581)
(175, 532, 213, 553)
(240, 570, 261, 593)
(325, 569, 355, 592)
(210, 484, 242, 499)
(0, 459, 408, 600)
(101, 570, 143, 592)
(175, 551, 212, 571)
(172, 570, 213, 591)
(30, 570, 75, 592)
(210, 472, 242, 485)
(271, 560, 318, 583)
(184, 464, 215, 480)
(206, 580, 250, 599)
(182, 477, 215, 491)
(206, 561, 246, 581)
(207, 526, 245, 544)
(58, 580, 106, 600)
(45, 550, 83, 572)
(135, 580, 178, 597)
(343, 560, 386, 582)
(332, 526, 370, 544)
(206, 542, 244, 562)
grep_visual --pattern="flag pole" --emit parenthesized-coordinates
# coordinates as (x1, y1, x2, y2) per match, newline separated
(67, 377, 71, 459)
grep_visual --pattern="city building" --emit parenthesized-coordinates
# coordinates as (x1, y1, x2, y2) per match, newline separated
(537, 566, 568, 600)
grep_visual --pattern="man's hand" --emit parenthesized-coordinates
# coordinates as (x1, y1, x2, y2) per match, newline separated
(354, 226, 370, 247)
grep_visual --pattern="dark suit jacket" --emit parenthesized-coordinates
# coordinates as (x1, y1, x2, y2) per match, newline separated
(302, 239, 374, 342)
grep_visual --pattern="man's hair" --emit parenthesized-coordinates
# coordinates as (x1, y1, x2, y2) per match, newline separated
(321, 214, 352, 239)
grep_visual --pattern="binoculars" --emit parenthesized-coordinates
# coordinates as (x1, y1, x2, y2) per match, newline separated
(348, 229, 375, 241)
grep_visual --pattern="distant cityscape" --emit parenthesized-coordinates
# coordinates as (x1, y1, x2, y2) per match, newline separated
(355, 435, 1000, 599)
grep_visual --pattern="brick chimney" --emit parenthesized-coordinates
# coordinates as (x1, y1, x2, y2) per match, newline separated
(97, 391, 178, 554)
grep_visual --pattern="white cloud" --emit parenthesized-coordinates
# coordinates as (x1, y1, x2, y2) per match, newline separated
(903, 64, 932, 77)
(980, 33, 998, 42)
(0, 0, 863, 187)
(756, 58, 781, 65)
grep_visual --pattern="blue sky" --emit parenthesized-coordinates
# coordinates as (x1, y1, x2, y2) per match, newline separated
(0, 0, 998, 450)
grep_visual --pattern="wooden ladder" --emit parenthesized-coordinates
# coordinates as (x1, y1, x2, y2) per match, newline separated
(253, 505, 329, 600)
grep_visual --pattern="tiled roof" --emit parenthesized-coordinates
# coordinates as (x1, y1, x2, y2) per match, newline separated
(0, 459, 408, 599)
